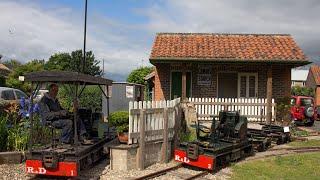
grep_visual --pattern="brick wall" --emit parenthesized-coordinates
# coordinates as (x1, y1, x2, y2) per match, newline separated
(154, 63, 292, 101)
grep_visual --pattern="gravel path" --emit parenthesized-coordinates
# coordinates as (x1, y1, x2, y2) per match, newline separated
(0, 163, 34, 180)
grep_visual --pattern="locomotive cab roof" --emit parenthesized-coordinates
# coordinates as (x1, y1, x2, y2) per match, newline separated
(25, 71, 113, 85)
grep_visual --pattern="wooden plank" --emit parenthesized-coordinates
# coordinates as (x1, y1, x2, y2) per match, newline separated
(128, 101, 133, 144)
(130, 129, 175, 139)
(162, 107, 169, 163)
(138, 109, 145, 170)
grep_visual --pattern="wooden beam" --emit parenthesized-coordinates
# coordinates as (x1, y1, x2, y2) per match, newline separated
(266, 66, 273, 124)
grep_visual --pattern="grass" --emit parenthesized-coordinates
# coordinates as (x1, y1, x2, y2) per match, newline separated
(288, 139, 320, 148)
(231, 152, 320, 180)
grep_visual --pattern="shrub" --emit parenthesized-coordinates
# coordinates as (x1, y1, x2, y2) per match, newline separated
(0, 116, 8, 151)
(108, 111, 129, 133)
(276, 97, 292, 125)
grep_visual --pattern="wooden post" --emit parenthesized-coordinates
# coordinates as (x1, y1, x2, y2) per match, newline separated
(138, 109, 145, 170)
(266, 67, 273, 124)
(182, 71, 187, 101)
(173, 105, 181, 153)
(162, 107, 169, 163)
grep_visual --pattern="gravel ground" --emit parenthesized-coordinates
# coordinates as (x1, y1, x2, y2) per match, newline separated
(0, 163, 35, 180)
(100, 160, 231, 180)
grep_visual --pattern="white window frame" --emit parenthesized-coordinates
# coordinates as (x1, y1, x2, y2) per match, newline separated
(237, 73, 258, 98)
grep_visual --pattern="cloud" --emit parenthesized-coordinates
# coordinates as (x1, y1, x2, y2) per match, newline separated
(0, 1, 150, 81)
(0, 0, 319, 81)
(140, 0, 320, 60)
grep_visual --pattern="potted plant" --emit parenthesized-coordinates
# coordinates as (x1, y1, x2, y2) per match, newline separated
(108, 111, 129, 143)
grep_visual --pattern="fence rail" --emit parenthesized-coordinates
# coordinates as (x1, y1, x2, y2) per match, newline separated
(128, 98, 181, 145)
(188, 97, 276, 122)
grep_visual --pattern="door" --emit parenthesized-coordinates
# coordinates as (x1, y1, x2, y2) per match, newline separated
(171, 72, 191, 99)
(238, 73, 258, 98)
(218, 73, 238, 98)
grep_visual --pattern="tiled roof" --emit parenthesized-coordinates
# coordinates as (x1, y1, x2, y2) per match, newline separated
(310, 65, 320, 85)
(0, 64, 11, 77)
(150, 33, 309, 63)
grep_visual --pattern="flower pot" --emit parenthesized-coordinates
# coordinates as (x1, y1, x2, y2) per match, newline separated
(117, 132, 128, 144)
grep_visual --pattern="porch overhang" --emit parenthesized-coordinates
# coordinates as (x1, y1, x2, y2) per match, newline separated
(149, 58, 311, 68)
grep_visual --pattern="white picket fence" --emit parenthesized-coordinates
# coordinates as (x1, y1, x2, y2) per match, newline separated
(189, 98, 276, 122)
(128, 98, 181, 144)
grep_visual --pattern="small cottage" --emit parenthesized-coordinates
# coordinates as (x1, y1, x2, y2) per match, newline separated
(149, 33, 310, 122)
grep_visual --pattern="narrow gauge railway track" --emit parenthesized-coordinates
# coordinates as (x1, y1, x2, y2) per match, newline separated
(135, 146, 320, 180)
(134, 164, 209, 180)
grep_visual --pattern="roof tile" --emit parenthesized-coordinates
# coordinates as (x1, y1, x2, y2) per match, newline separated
(150, 33, 308, 62)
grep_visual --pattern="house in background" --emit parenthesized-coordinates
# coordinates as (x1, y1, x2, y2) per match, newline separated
(0, 63, 12, 86)
(306, 65, 320, 106)
(149, 33, 310, 122)
(291, 68, 308, 87)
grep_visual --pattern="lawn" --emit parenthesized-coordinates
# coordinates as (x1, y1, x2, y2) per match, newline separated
(288, 139, 320, 147)
(231, 152, 320, 180)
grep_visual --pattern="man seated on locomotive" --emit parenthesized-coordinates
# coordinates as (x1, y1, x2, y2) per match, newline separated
(39, 83, 88, 144)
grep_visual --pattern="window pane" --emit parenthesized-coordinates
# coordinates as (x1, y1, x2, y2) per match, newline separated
(15, 90, 27, 99)
(249, 76, 256, 97)
(2, 90, 15, 100)
(301, 98, 313, 106)
(240, 76, 246, 97)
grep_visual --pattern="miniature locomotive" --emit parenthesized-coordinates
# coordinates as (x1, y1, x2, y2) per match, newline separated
(174, 111, 253, 170)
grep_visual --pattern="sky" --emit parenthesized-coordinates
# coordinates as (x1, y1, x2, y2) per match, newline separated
(0, 0, 319, 81)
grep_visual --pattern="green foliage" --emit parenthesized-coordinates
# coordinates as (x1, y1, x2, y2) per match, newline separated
(0, 76, 5, 87)
(6, 59, 45, 93)
(180, 127, 197, 142)
(45, 50, 102, 76)
(276, 97, 291, 125)
(108, 111, 129, 133)
(7, 122, 29, 152)
(58, 85, 102, 111)
(0, 116, 8, 151)
(291, 86, 314, 97)
(79, 86, 102, 111)
(127, 66, 153, 85)
(3, 59, 22, 70)
(45, 53, 71, 71)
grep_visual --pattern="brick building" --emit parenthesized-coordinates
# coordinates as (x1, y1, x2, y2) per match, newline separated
(306, 65, 320, 106)
(149, 33, 310, 104)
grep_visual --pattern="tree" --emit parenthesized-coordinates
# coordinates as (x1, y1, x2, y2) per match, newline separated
(45, 50, 102, 76)
(45, 53, 71, 71)
(2, 59, 22, 70)
(291, 86, 314, 97)
(127, 66, 153, 85)
(6, 60, 45, 93)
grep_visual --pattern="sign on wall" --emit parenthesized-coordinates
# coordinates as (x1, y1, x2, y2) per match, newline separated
(126, 85, 134, 98)
(197, 65, 212, 86)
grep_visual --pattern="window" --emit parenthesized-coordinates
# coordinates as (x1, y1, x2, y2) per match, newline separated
(15, 90, 27, 99)
(1, 90, 15, 100)
(300, 98, 313, 106)
(238, 73, 258, 98)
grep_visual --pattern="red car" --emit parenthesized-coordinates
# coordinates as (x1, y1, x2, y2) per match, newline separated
(291, 96, 316, 126)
